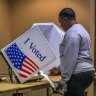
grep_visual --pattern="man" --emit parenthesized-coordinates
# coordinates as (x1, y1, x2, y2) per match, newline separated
(49, 8, 94, 96)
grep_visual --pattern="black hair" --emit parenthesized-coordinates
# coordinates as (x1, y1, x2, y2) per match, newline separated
(59, 8, 76, 20)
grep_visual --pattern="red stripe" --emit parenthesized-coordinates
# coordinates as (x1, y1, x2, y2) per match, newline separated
(24, 59, 37, 70)
(19, 73, 27, 78)
(26, 57, 39, 69)
(23, 63, 34, 72)
(22, 69, 31, 74)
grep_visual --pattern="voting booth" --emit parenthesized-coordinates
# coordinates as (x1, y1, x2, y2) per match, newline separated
(1, 23, 65, 83)
(36, 23, 65, 74)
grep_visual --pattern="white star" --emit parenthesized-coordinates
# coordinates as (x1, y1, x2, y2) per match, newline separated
(16, 53, 18, 55)
(18, 51, 21, 53)
(15, 63, 17, 65)
(12, 55, 14, 57)
(9, 55, 11, 58)
(18, 63, 20, 65)
(19, 59, 21, 61)
(19, 53, 21, 55)
(14, 52, 16, 54)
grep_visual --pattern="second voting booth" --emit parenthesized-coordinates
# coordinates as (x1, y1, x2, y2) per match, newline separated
(1, 23, 65, 83)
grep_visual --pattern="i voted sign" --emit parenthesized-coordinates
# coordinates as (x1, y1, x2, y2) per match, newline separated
(1, 25, 56, 83)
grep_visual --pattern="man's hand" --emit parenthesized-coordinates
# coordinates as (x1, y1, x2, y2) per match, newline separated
(58, 81, 64, 90)
(48, 67, 60, 76)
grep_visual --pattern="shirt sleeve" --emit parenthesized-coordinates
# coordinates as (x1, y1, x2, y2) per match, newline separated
(57, 65, 61, 71)
(59, 36, 80, 84)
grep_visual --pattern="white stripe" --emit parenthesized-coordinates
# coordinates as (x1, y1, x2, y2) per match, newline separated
(23, 62, 36, 72)
(16, 68, 29, 76)
(25, 58, 38, 69)
(22, 65, 33, 73)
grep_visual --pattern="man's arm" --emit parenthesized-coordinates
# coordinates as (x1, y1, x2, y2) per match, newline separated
(60, 37, 80, 84)
(48, 65, 61, 76)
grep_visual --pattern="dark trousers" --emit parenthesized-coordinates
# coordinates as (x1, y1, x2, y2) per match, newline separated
(64, 70, 95, 96)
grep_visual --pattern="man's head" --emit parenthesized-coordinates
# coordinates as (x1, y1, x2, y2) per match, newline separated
(58, 8, 76, 31)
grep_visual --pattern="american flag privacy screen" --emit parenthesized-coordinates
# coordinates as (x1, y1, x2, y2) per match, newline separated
(5, 43, 39, 79)
(1, 24, 56, 83)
